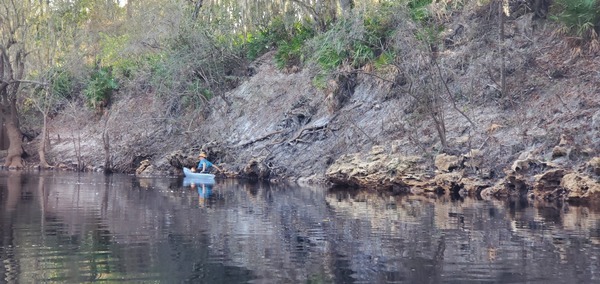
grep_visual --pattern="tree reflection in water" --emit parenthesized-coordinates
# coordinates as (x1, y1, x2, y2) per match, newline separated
(0, 171, 598, 283)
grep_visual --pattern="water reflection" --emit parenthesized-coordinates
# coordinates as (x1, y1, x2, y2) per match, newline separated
(183, 177, 215, 207)
(0, 171, 599, 283)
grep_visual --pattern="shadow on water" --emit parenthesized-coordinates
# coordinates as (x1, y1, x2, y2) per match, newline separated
(0, 171, 599, 283)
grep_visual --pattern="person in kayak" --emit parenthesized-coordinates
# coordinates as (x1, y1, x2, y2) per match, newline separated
(194, 152, 221, 173)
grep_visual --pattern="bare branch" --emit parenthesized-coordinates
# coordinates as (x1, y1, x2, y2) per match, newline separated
(433, 60, 476, 128)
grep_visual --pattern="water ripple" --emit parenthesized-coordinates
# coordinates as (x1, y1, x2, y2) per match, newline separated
(1, 173, 600, 283)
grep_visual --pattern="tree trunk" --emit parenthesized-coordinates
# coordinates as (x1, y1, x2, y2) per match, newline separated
(38, 113, 50, 168)
(0, 0, 28, 169)
(499, 0, 506, 97)
(3, 106, 23, 169)
(72, 131, 83, 171)
(103, 129, 111, 172)
(533, 0, 549, 19)
(192, 0, 203, 20)
(429, 100, 448, 150)
(338, 0, 353, 16)
(126, 0, 133, 18)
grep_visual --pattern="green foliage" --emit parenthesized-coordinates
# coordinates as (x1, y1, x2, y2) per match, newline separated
(244, 33, 265, 61)
(113, 58, 138, 79)
(49, 68, 77, 100)
(274, 39, 300, 69)
(308, 2, 403, 73)
(408, 0, 433, 22)
(415, 24, 444, 45)
(274, 23, 315, 69)
(312, 74, 328, 90)
(551, 0, 600, 40)
(246, 17, 289, 61)
(364, 2, 401, 42)
(351, 42, 375, 67)
(145, 53, 171, 90)
(83, 67, 117, 109)
(98, 33, 139, 78)
(245, 18, 315, 69)
(374, 51, 396, 69)
(314, 39, 348, 71)
(99, 33, 129, 66)
(181, 79, 213, 109)
(20, 67, 76, 135)
(126, 18, 247, 108)
(201, 89, 213, 100)
(125, 51, 179, 97)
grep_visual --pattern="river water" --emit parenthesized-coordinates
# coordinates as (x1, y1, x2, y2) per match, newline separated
(0, 171, 599, 283)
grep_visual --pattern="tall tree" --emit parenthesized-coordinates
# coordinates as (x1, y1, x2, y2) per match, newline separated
(0, 0, 30, 168)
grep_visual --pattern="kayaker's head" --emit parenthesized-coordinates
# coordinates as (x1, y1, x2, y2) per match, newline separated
(198, 152, 207, 159)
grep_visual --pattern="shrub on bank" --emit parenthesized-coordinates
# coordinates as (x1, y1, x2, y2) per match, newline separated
(551, 0, 600, 52)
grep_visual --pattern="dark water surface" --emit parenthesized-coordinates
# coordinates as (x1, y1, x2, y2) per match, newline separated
(0, 171, 599, 283)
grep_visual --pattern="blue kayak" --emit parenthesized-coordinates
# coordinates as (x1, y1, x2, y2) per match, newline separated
(183, 176, 215, 187)
(183, 167, 215, 180)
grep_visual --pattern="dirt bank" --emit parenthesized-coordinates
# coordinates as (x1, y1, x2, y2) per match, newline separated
(27, 6, 599, 203)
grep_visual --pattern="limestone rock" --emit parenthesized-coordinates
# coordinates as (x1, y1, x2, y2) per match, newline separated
(532, 169, 567, 200)
(433, 172, 488, 195)
(511, 158, 536, 172)
(533, 169, 566, 191)
(562, 173, 600, 200)
(510, 158, 555, 175)
(480, 182, 508, 199)
(434, 172, 463, 191)
(462, 178, 491, 194)
(558, 134, 573, 146)
(504, 172, 531, 195)
(166, 150, 196, 169)
(434, 154, 463, 172)
(57, 163, 70, 170)
(135, 159, 152, 176)
(326, 146, 425, 190)
(551, 146, 568, 159)
(482, 170, 532, 198)
(243, 158, 271, 180)
(588, 157, 600, 176)
(463, 149, 482, 169)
